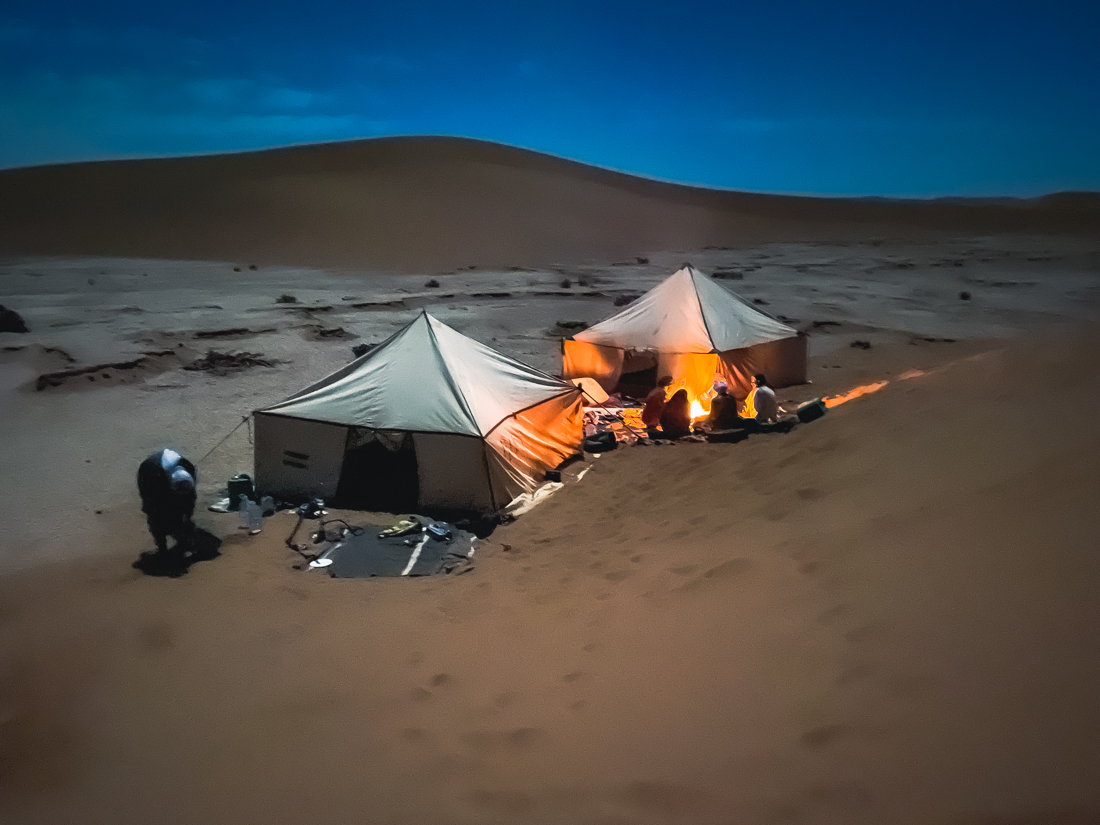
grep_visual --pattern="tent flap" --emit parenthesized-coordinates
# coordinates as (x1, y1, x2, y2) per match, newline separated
(485, 392, 584, 501)
(562, 340, 625, 392)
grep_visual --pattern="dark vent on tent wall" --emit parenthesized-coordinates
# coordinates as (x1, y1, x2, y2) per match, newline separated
(283, 449, 309, 470)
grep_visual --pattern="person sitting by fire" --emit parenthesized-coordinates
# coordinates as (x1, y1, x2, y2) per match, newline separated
(743, 373, 784, 423)
(641, 375, 674, 436)
(660, 388, 692, 439)
(705, 380, 743, 430)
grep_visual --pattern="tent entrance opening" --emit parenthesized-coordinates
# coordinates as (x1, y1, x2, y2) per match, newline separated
(333, 429, 418, 512)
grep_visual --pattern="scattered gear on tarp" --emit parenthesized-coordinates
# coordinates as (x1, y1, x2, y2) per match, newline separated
(305, 514, 478, 578)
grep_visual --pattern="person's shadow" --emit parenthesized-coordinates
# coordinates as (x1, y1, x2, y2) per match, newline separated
(133, 527, 222, 578)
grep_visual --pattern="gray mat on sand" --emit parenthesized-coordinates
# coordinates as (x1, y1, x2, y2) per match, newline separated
(323, 523, 477, 578)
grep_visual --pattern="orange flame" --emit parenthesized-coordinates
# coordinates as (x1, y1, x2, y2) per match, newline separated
(689, 399, 707, 421)
(823, 381, 888, 408)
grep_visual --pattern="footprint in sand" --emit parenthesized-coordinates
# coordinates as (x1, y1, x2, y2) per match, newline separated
(804, 782, 872, 811)
(818, 604, 851, 624)
(836, 663, 873, 686)
(604, 570, 632, 582)
(401, 727, 426, 742)
(800, 723, 847, 751)
(408, 687, 432, 702)
(462, 727, 545, 753)
(468, 789, 534, 815)
(138, 621, 175, 652)
(621, 781, 709, 818)
(430, 673, 451, 688)
(680, 558, 753, 591)
(563, 671, 584, 683)
(494, 691, 520, 708)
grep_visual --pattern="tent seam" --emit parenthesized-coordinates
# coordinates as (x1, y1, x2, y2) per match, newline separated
(689, 266, 720, 353)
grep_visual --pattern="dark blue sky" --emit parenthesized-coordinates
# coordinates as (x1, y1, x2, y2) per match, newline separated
(1, 1, 1097, 196)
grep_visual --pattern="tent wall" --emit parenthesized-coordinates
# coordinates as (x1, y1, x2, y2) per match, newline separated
(562, 340, 624, 393)
(485, 391, 584, 504)
(254, 413, 348, 501)
(719, 335, 808, 399)
(412, 433, 495, 512)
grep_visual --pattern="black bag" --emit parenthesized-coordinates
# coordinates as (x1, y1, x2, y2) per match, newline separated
(583, 431, 617, 453)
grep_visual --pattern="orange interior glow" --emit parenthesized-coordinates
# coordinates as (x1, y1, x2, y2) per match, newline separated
(823, 381, 888, 408)
(689, 399, 707, 420)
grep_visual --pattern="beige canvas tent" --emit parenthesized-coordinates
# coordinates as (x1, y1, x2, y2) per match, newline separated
(562, 265, 806, 408)
(255, 311, 583, 513)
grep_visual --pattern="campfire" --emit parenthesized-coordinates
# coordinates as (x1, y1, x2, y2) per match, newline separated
(689, 398, 708, 421)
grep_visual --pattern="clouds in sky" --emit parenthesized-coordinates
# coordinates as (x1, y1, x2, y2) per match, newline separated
(0, 2, 1098, 195)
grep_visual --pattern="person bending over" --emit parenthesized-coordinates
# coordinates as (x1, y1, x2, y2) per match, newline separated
(660, 389, 692, 439)
(743, 373, 783, 423)
(641, 375, 674, 435)
(137, 448, 198, 555)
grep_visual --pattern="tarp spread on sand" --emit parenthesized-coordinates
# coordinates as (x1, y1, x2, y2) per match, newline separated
(255, 311, 584, 513)
(562, 265, 807, 402)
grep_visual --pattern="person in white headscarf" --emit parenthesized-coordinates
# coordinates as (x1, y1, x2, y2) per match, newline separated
(137, 448, 198, 554)
(705, 380, 742, 430)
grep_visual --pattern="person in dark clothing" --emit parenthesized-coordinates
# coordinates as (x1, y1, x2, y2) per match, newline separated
(137, 448, 198, 555)
(641, 375, 674, 435)
(660, 389, 692, 439)
(706, 381, 745, 430)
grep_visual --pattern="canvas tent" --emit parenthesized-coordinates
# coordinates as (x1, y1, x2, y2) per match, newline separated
(562, 265, 806, 406)
(255, 312, 583, 514)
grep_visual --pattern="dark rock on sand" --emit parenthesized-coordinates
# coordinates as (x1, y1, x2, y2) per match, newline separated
(0, 304, 29, 333)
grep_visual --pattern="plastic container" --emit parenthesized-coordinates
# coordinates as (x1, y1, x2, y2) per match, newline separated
(238, 495, 263, 533)
(260, 495, 275, 517)
(237, 495, 253, 528)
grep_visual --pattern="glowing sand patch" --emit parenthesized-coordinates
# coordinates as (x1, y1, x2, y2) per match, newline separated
(824, 381, 888, 408)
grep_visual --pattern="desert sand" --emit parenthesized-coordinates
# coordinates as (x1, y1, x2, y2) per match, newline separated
(2, 139, 1100, 824)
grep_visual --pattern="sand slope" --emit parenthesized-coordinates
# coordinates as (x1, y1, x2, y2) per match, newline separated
(1, 322, 1098, 824)
(2, 137, 1099, 271)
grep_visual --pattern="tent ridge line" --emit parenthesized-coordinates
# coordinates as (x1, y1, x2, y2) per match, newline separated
(688, 265, 719, 350)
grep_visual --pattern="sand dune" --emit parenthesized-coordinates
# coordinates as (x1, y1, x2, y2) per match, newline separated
(1, 135, 1099, 823)
(2, 136, 1099, 271)
(2, 321, 1098, 824)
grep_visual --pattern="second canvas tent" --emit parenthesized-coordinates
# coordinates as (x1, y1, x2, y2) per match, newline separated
(562, 264, 806, 407)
